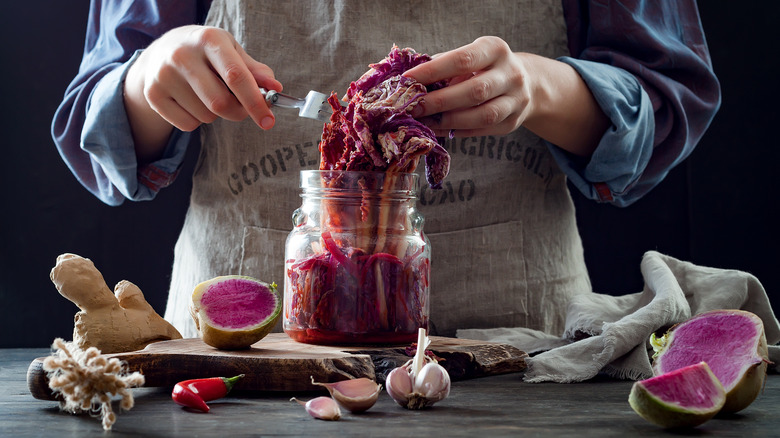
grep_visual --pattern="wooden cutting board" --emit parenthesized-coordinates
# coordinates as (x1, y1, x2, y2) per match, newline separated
(27, 334, 527, 400)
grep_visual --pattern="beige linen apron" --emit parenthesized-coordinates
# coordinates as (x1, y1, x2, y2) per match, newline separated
(164, 0, 592, 338)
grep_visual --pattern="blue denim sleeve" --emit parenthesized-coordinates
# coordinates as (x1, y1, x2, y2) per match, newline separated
(81, 50, 191, 205)
(547, 58, 653, 207)
(558, 0, 721, 207)
(51, 0, 207, 206)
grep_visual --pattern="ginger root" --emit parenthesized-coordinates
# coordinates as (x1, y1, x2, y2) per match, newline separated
(43, 337, 145, 431)
(50, 253, 182, 353)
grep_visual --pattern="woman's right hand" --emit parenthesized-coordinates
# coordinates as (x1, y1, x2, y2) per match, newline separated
(124, 25, 283, 162)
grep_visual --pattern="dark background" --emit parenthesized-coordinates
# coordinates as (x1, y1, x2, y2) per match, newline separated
(1, 2, 777, 347)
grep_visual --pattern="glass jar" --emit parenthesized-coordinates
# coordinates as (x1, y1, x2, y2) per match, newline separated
(284, 170, 430, 345)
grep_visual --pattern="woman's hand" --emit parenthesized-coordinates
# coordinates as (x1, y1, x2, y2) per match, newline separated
(403, 36, 534, 137)
(403, 36, 608, 157)
(124, 25, 283, 162)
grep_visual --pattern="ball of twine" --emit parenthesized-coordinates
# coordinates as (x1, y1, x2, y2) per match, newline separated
(42, 338, 145, 431)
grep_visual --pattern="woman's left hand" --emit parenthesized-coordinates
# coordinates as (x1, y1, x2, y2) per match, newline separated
(403, 36, 609, 157)
(403, 36, 535, 138)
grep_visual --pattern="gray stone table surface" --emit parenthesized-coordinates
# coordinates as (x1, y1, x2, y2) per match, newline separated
(2, 348, 778, 437)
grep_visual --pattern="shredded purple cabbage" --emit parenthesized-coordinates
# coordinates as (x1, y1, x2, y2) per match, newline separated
(319, 46, 451, 189)
(286, 231, 429, 343)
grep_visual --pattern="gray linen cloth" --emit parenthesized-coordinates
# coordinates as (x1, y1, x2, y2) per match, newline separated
(457, 251, 780, 383)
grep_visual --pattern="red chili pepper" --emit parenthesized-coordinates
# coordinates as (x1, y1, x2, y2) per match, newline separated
(171, 374, 245, 413)
(172, 384, 211, 412)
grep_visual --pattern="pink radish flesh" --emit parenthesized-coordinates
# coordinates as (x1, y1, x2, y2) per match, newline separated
(641, 363, 724, 409)
(201, 278, 276, 328)
(657, 313, 762, 388)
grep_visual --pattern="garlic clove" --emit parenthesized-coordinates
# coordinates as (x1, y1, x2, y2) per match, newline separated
(311, 376, 382, 413)
(414, 362, 451, 402)
(385, 366, 414, 407)
(291, 396, 341, 420)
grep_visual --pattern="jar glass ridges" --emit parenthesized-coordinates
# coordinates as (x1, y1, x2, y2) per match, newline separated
(284, 170, 430, 345)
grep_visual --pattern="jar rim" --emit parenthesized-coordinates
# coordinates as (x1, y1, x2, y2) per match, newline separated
(300, 170, 419, 194)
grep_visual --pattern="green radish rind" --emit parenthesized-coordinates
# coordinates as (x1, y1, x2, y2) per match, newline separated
(629, 362, 725, 429)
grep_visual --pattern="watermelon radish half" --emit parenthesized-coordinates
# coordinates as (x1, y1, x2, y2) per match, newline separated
(190, 275, 281, 350)
(652, 309, 768, 413)
(629, 362, 725, 429)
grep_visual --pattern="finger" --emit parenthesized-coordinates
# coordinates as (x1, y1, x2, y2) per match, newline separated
(148, 95, 204, 132)
(238, 44, 283, 93)
(447, 72, 476, 87)
(181, 61, 248, 122)
(144, 70, 216, 130)
(422, 94, 521, 134)
(414, 70, 503, 118)
(429, 127, 490, 138)
(403, 37, 500, 86)
(428, 122, 516, 139)
(167, 80, 234, 124)
(204, 39, 276, 129)
(412, 72, 476, 118)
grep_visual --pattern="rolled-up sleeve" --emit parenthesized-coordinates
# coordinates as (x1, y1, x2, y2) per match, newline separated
(554, 0, 721, 207)
(80, 51, 190, 203)
(51, 0, 204, 206)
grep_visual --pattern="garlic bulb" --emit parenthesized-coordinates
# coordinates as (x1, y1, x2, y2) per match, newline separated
(386, 328, 451, 409)
(291, 396, 341, 420)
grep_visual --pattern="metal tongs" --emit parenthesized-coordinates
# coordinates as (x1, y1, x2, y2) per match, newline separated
(260, 88, 338, 123)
